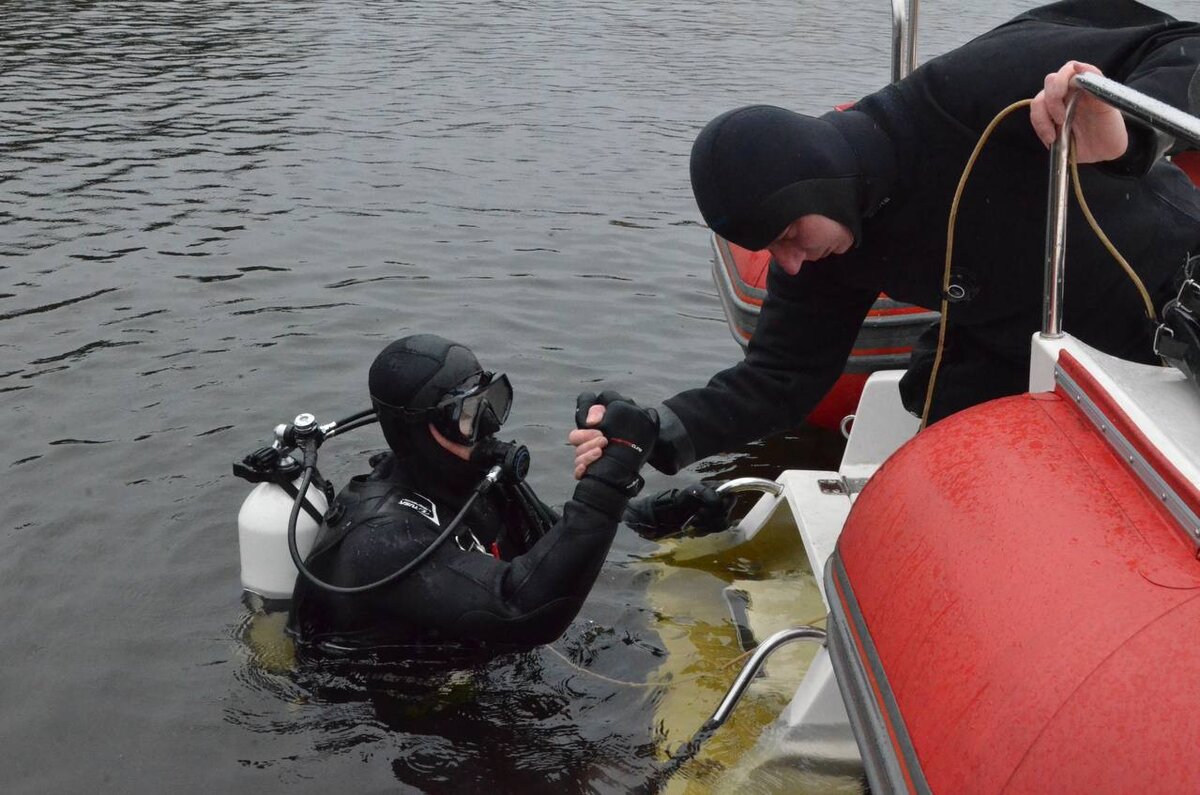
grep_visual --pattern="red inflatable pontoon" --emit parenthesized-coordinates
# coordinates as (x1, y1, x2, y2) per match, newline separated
(825, 349, 1200, 793)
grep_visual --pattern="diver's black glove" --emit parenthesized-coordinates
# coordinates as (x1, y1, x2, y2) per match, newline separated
(623, 481, 736, 541)
(572, 391, 658, 517)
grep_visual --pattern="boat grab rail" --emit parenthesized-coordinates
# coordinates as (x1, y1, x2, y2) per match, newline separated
(678, 477, 784, 537)
(1042, 73, 1200, 338)
(706, 626, 828, 725)
(714, 476, 784, 497)
(891, 0, 918, 83)
(645, 626, 829, 790)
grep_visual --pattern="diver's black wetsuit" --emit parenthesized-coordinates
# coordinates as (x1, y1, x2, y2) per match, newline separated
(652, 0, 1200, 472)
(288, 452, 625, 654)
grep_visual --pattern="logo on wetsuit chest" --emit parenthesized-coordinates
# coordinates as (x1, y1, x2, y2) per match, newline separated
(397, 493, 439, 526)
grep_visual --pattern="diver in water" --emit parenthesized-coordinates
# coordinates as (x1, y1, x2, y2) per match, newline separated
(287, 333, 657, 656)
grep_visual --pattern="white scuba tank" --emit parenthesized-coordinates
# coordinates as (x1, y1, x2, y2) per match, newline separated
(238, 478, 329, 600)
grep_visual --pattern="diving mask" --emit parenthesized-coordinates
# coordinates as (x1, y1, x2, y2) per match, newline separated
(430, 371, 512, 445)
(373, 370, 513, 446)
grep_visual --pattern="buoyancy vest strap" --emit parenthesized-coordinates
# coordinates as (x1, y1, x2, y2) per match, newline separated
(309, 478, 445, 560)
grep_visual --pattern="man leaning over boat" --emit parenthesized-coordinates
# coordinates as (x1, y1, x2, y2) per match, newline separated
(572, 0, 1200, 536)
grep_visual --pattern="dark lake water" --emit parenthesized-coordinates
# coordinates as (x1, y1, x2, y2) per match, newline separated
(3, 1, 1193, 792)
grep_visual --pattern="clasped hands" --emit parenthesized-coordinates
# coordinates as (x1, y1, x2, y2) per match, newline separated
(569, 394, 735, 539)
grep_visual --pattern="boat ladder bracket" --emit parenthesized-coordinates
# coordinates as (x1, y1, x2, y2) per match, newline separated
(818, 476, 869, 496)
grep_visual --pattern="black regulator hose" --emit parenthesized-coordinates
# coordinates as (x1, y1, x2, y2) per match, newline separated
(507, 481, 549, 548)
(321, 408, 380, 441)
(518, 481, 558, 537)
(286, 438, 498, 595)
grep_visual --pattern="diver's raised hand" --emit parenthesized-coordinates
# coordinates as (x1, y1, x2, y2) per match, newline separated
(569, 402, 607, 480)
(1030, 61, 1128, 164)
(570, 391, 657, 491)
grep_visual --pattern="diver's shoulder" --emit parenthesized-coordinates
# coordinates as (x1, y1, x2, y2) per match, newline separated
(332, 465, 444, 529)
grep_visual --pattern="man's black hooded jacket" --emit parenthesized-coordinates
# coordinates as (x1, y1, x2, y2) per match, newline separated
(657, 0, 1200, 471)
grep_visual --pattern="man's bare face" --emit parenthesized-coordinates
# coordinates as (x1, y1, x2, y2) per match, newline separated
(765, 214, 854, 275)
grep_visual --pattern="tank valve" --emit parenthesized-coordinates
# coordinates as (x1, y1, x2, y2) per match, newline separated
(273, 413, 321, 450)
(293, 413, 317, 437)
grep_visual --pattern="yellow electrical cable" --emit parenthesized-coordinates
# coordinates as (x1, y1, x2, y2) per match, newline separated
(919, 99, 1033, 429)
(919, 99, 1156, 429)
(1069, 153, 1157, 321)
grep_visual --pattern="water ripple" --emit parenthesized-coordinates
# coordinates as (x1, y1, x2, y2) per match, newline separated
(28, 339, 140, 365)
(0, 288, 119, 322)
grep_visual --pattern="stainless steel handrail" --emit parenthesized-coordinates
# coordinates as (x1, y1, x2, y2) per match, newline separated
(653, 626, 829, 784)
(706, 626, 828, 725)
(890, 0, 919, 83)
(1041, 92, 1079, 338)
(677, 477, 783, 536)
(1076, 72, 1200, 149)
(1041, 73, 1200, 338)
(714, 476, 784, 497)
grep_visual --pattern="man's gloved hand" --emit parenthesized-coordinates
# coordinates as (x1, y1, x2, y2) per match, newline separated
(573, 391, 658, 495)
(622, 481, 736, 541)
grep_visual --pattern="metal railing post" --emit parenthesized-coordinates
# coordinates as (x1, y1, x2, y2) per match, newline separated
(890, 0, 918, 83)
(1041, 93, 1079, 339)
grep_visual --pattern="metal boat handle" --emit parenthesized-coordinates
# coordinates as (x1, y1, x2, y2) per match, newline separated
(890, 0, 918, 83)
(677, 478, 782, 537)
(714, 477, 783, 497)
(1042, 73, 1200, 338)
(651, 626, 829, 786)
